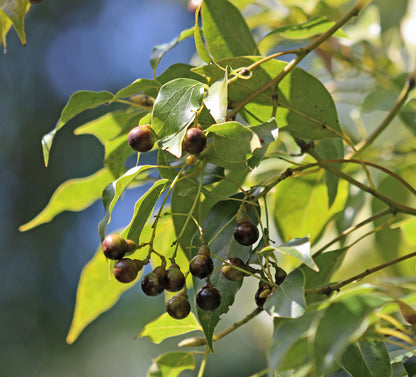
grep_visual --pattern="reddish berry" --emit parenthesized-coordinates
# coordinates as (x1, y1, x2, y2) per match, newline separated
(183, 127, 206, 154)
(128, 124, 155, 152)
(102, 234, 129, 260)
(233, 221, 259, 246)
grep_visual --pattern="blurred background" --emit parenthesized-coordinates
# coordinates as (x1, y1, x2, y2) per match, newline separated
(0, 1, 269, 376)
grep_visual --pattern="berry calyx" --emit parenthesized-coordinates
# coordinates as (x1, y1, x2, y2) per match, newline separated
(102, 234, 129, 260)
(113, 258, 143, 283)
(128, 124, 155, 153)
(221, 256, 248, 281)
(196, 285, 221, 312)
(189, 254, 213, 279)
(183, 127, 206, 155)
(166, 292, 191, 320)
(233, 221, 259, 246)
(165, 264, 186, 292)
(141, 267, 165, 296)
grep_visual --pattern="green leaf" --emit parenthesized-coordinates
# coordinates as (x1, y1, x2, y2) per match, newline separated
(98, 165, 153, 241)
(19, 169, 114, 232)
(273, 172, 348, 244)
(150, 27, 194, 75)
(203, 71, 228, 123)
(114, 78, 160, 99)
(152, 78, 206, 157)
(138, 312, 201, 344)
(312, 295, 388, 374)
(120, 179, 169, 243)
(202, 0, 258, 60)
(275, 237, 318, 272)
(66, 244, 141, 344)
(268, 309, 318, 375)
(194, 2, 212, 64)
(192, 195, 257, 351)
(42, 90, 114, 166)
(262, 17, 347, 41)
(204, 121, 262, 168)
(338, 340, 392, 377)
(0, 9, 13, 50)
(0, 0, 30, 46)
(264, 269, 306, 318)
(400, 98, 416, 136)
(147, 352, 195, 377)
(248, 118, 279, 168)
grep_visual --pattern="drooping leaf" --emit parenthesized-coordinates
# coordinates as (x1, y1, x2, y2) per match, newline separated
(273, 171, 348, 244)
(194, 2, 211, 64)
(203, 71, 228, 123)
(66, 244, 142, 344)
(201, 0, 258, 60)
(191, 195, 258, 351)
(98, 165, 153, 241)
(114, 78, 160, 99)
(274, 237, 318, 272)
(262, 17, 347, 42)
(146, 352, 195, 377)
(42, 90, 114, 166)
(264, 269, 306, 318)
(120, 179, 169, 243)
(19, 169, 114, 232)
(138, 312, 201, 344)
(338, 340, 392, 377)
(150, 27, 194, 75)
(151, 78, 205, 157)
(0, 9, 13, 50)
(312, 294, 388, 374)
(0, 0, 30, 47)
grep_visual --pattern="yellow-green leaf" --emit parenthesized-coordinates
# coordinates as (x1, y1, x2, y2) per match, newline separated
(19, 168, 114, 232)
(147, 352, 195, 377)
(138, 312, 201, 344)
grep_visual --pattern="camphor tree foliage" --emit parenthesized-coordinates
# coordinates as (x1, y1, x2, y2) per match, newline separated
(17, 0, 416, 375)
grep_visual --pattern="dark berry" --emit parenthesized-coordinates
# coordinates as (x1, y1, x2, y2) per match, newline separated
(221, 257, 247, 281)
(183, 127, 206, 155)
(233, 221, 259, 246)
(189, 254, 213, 279)
(128, 124, 155, 153)
(113, 258, 142, 283)
(196, 285, 221, 312)
(102, 234, 129, 260)
(165, 264, 186, 292)
(255, 286, 271, 308)
(141, 270, 165, 296)
(166, 293, 191, 319)
(275, 266, 287, 285)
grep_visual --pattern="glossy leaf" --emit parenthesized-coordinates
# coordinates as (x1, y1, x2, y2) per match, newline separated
(312, 295, 388, 374)
(120, 179, 168, 243)
(114, 78, 160, 99)
(152, 78, 205, 157)
(264, 269, 306, 318)
(201, 0, 258, 60)
(338, 340, 391, 377)
(19, 169, 114, 232)
(138, 312, 201, 344)
(262, 17, 347, 41)
(66, 244, 141, 344)
(192, 195, 257, 351)
(0, 0, 30, 47)
(147, 352, 195, 377)
(98, 165, 153, 241)
(203, 71, 228, 123)
(275, 237, 318, 272)
(150, 27, 194, 75)
(42, 90, 114, 166)
(273, 172, 348, 244)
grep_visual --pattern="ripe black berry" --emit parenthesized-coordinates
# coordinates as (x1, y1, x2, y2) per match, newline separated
(233, 221, 259, 246)
(196, 285, 221, 312)
(189, 254, 213, 279)
(255, 281, 272, 308)
(166, 293, 191, 319)
(128, 124, 155, 152)
(113, 258, 143, 283)
(275, 266, 287, 285)
(141, 267, 165, 296)
(165, 264, 186, 292)
(183, 127, 206, 155)
(221, 257, 247, 281)
(102, 234, 129, 260)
